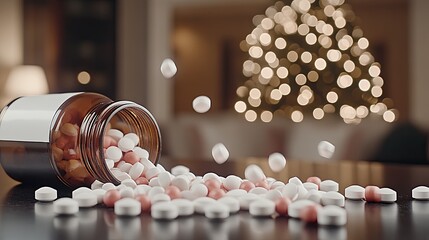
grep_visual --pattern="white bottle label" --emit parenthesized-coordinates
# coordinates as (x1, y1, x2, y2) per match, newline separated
(0, 93, 81, 142)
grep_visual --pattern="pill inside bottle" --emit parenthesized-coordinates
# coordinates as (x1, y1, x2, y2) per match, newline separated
(0, 92, 161, 188)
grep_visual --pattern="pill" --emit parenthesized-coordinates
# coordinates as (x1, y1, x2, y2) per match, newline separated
(307, 190, 324, 204)
(171, 165, 190, 176)
(265, 189, 283, 202)
(53, 198, 79, 215)
(73, 192, 98, 207)
(275, 196, 291, 216)
(249, 199, 276, 217)
(306, 176, 322, 188)
(288, 200, 316, 218)
(102, 182, 116, 191)
(103, 189, 121, 207)
(203, 172, 220, 182)
(318, 141, 335, 159)
(149, 177, 160, 187)
(303, 182, 318, 191)
(193, 197, 217, 214)
(171, 199, 195, 216)
(72, 187, 92, 199)
(345, 185, 365, 200)
(107, 129, 124, 142)
(268, 152, 286, 172)
(133, 147, 149, 159)
(238, 193, 260, 210)
(146, 167, 161, 180)
(165, 185, 181, 200)
(379, 188, 397, 203)
(148, 186, 165, 198)
(150, 193, 171, 205)
(245, 164, 266, 183)
(119, 162, 133, 173)
(365, 186, 381, 202)
(115, 172, 131, 182)
(105, 159, 114, 169)
(281, 183, 299, 201)
(249, 187, 268, 195)
(218, 197, 240, 213)
(288, 177, 303, 186)
(225, 189, 247, 199)
(190, 183, 209, 198)
(129, 162, 145, 180)
(223, 175, 242, 191)
(151, 202, 179, 220)
(105, 146, 123, 162)
(124, 133, 139, 146)
(91, 180, 104, 190)
(119, 187, 135, 199)
(158, 171, 172, 188)
(208, 188, 226, 199)
(239, 180, 256, 192)
(412, 186, 429, 200)
(140, 157, 156, 169)
(123, 152, 140, 165)
(135, 194, 151, 212)
(171, 175, 190, 191)
(205, 202, 230, 219)
(211, 143, 229, 164)
(117, 137, 135, 152)
(255, 179, 270, 189)
(271, 181, 285, 190)
(134, 185, 151, 196)
(157, 163, 166, 172)
(92, 189, 106, 204)
(35, 186, 57, 201)
(135, 177, 149, 185)
(320, 180, 339, 192)
(192, 95, 211, 113)
(296, 185, 309, 200)
(121, 179, 137, 189)
(300, 204, 319, 223)
(160, 58, 177, 79)
(180, 190, 197, 201)
(115, 198, 141, 216)
(321, 191, 345, 207)
(317, 205, 347, 226)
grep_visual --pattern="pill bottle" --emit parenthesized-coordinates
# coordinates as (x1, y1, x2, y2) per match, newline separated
(0, 92, 161, 188)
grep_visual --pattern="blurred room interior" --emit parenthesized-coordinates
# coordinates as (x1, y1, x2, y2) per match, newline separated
(0, 0, 428, 190)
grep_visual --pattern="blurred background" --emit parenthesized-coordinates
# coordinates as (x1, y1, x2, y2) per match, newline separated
(0, 0, 428, 186)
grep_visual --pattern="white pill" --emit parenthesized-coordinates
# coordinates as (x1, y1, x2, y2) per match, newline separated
(271, 181, 285, 189)
(223, 175, 242, 191)
(225, 189, 247, 199)
(297, 185, 309, 200)
(124, 133, 139, 146)
(133, 147, 149, 159)
(171, 199, 195, 216)
(151, 202, 179, 220)
(379, 188, 397, 202)
(73, 192, 98, 207)
(205, 202, 230, 219)
(318, 141, 335, 159)
(281, 183, 299, 201)
(102, 183, 116, 191)
(181, 190, 198, 201)
(321, 191, 345, 207)
(115, 172, 131, 182)
(303, 182, 318, 191)
(105, 159, 115, 169)
(238, 193, 260, 210)
(307, 190, 324, 204)
(203, 172, 220, 182)
(412, 186, 429, 200)
(245, 164, 266, 183)
(105, 146, 123, 162)
(148, 186, 165, 198)
(192, 95, 211, 113)
(151, 193, 171, 205)
(288, 200, 316, 218)
(288, 176, 303, 186)
(190, 183, 209, 198)
(218, 197, 240, 213)
(119, 162, 133, 173)
(158, 171, 172, 188)
(317, 205, 347, 226)
(157, 164, 166, 172)
(129, 162, 145, 180)
(345, 185, 365, 200)
(264, 189, 283, 202)
(149, 177, 160, 187)
(170, 165, 189, 176)
(35, 186, 57, 201)
(114, 198, 141, 216)
(119, 187, 135, 199)
(185, 172, 196, 181)
(118, 137, 135, 152)
(92, 189, 106, 204)
(146, 167, 160, 180)
(268, 152, 286, 172)
(249, 199, 275, 217)
(320, 180, 339, 192)
(72, 187, 92, 199)
(134, 185, 151, 196)
(171, 175, 190, 191)
(160, 58, 177, 79)
(107, 129, 124, 142)
(140, 158, 156, 170)
(91, 180, 104, 190)
(53, 198, 79, 215)
(193, 197, 217, 214)
(211, 143, 229, 164)
(249, 187, 268, 195)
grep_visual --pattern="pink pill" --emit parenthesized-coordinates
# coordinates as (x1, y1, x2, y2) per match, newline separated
(255, 180, 270, 189)
(123, 152, 140, 165)
(300, 205, 318, 223)
(306, 176, 321, 189)
(135, 177, 149, 185)
(205, 179, 221, 190)
(365, 186, 381, 202)
(103, 136, 117, 148)
(275, 196, 291, 216)
(135, 195, 151, 212)
(165, 186, 181, 200)
(103, 189, 121, 207)
(208, 188, 226, 200)
(239, 180, 255, 192)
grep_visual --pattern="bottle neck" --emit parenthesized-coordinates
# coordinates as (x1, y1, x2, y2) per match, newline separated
(79, 101, 162, 184)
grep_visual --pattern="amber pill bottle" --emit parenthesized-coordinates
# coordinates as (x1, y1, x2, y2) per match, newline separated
(0, 92, 161, 188)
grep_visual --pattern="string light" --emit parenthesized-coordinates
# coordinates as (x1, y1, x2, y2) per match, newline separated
(235, 0, 396, 124)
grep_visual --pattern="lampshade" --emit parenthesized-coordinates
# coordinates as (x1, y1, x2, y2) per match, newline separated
(4, 65, 49, 98)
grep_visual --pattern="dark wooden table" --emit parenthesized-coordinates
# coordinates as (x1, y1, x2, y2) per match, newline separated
(1, 158, 429, 240)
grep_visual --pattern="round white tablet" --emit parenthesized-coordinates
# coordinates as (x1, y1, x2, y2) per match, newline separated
(412, 186, 429, 200)
(317, 205, 347, 226)
(171, 175, 190, 191)
(35, 186, 57, 201)
(92, 189, 106, 204)
(53, 198, 79, 215)
(102, 183, 116, 191)
(105, 146, 123, 162)
(303, 182, 318, 191)
(151, 202, 179, 220)
(320, 180, 339, 192)
(107, 129, 124, 142)
(288, 200, 316, 218)
(124, 133, 139, 146)
(264, 189, 283, 202)
(129, 163, 145, 181)
(318, 141, 335, 159)
(115, 198, 141, 216)
(345, 185, 365, 200)
(288, 177, 303, 186)
(151, 193, 171, 205)
(190, 183, 209, 198)
(268, 152, 286, 172)
(218, 197, 240, 213)
(223, 175, 242, 191)
(225, 189, 247, 199)
(121, 179, 137, 189)
(74, 192, 98, 207)
(193, 197, 217, 214)
(160, 58, 177, 79)
(133, 147, 149, 159)
(307, 190, 324, 204)
(245, 164, 266, 183)
(91, 180, 104, 190)
(238, 193, 260, 210)
(158, 171, 172, 188)
(119, 186, 135, 199)
(212, 143, 229, 164)
(281, 183, 299, 201)
(205, 202, 230, 219)
(118, 137, 135, 152)
(321, 191, 345, 207)
(192, 96, 211, 113)
(171, 165, 190, 176)
(249, 187, 268, 195)
(171, 199, 195, 216)
(249, 199, 275, 217)
(72, 187, 92, 199)
(379, 188, 397, 202)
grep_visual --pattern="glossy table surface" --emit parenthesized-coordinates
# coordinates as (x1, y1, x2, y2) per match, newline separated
(1, 158, 429, 240)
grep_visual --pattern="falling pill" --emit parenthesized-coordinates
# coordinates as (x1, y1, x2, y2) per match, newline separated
(160, 58, 177, 79)
(212, 143, 229, 164)
(318, 141, 335, 159)
(192, 96, 211, 113)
